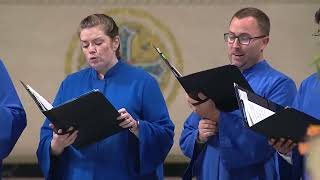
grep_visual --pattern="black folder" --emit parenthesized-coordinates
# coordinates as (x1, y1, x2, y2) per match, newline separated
(234, 84, 320, 142)
(21, 81, 123, 148)
(153, 46, 253, 112)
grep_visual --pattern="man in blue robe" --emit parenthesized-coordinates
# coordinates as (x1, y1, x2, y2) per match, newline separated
(36, 14, 174, 180)
(179, 7, 297, 179)
(0, 60, 26, 174)
(275, 8, 320, 180)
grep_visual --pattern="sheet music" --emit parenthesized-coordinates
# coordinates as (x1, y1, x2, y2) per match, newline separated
(237, 88, 275, 127)
(246, 101, 275, 127)
(26, 84, 53, 111)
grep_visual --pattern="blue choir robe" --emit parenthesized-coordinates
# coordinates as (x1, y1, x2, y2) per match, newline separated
(180, 60, 297, 180)
(283, 73, 320, 180)
(0, 60, 26, 173)
(37, 60, 175, 180)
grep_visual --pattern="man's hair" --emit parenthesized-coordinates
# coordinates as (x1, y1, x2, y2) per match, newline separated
(78, 14, 120, 59)
(315, 8, 320, 24)
(231, 7, 270, 36)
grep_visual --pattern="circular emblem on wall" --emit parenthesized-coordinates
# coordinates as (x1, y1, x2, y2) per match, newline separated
(65, 8, 183, 107)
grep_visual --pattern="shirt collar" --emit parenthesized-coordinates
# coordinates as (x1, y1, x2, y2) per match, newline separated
(91, 60, 124, 80)
(242, 59, 269, 75)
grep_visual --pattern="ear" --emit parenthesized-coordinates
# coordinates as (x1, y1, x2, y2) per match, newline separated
(112, 36, 120, 51)
(260, 36, 269, 51)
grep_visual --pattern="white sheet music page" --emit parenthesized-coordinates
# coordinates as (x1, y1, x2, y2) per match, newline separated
(238, 88, 254, 126)
(237, 88, 275, 127)
(27, 84, 53, 111)
(246, 101, 275, 127)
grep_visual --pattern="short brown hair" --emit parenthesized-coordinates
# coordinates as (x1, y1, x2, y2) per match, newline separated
(79, 14, 121, 59)
(231, 7, 270, 36)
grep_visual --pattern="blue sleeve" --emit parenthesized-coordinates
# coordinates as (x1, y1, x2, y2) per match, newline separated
(134, 77, 175, 175)
(179, 113, 201, 159)
(291, 78, 306, 111)
(0, 60, 26, 160)
(219, 77, 297, 169)
(36, 81, 65, 179)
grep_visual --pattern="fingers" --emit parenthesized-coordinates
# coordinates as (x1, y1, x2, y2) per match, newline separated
(118, 108, 126, 115)
(117, 108, 136, 129)
(199, 121, 217, 130)
(186, 94, 197, 108)
(119, 118, 135, 128)
(270, 138, 296, 155)
(186, 92, 207, 104)
(268, 138, 276, 145)
(65, 130, 78, 146)
(197, 92, 207, 100)
(198, 119, 218, 143)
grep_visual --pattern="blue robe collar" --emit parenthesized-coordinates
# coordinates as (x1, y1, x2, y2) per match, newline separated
(242, 59, 269, 75)
(90, 60, 124, 80)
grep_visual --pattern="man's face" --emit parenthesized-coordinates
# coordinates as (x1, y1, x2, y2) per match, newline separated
(227, 17, 269, 70)
(80, 25, 119, 74)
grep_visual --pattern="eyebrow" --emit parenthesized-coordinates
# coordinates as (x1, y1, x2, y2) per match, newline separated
(80, 36, 104, 42)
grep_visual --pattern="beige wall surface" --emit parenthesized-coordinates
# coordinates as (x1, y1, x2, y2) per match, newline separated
(0, 0, 319, 164)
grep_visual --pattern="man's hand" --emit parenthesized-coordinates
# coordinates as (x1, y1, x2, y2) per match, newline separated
(186, 92, 220, 121)
(197, 118, 218, 143)
(269, 138, 296, 155)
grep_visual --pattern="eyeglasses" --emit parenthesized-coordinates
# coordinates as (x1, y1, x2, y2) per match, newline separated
(312, 29, 320, 36)
(224, 33, 267, 45)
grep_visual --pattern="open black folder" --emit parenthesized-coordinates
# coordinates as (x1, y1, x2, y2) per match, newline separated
(153, 46, 253, 112)
(234, 83, 320, 142)
(20, 81, 123, 148)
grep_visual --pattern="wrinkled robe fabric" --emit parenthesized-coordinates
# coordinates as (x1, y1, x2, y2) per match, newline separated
(0, 60, 26, 174)
(37, 61, 174, 180)
(180, 60, 297, 180)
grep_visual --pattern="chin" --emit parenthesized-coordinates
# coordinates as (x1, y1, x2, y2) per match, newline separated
(89, 63, 102, 70)
(231, 60, 242, 67)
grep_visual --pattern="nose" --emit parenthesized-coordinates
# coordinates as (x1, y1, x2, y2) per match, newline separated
(88, 44, 97, 53)
(232, 38, 241, 48)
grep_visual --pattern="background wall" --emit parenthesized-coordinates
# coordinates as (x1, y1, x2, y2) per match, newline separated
(0, 0, 319, 165)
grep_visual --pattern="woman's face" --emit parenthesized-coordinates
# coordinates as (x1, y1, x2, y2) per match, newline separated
(80, 25, 119, 74)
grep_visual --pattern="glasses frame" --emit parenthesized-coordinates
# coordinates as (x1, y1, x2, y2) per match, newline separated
(312, 29, 320, 36)
(224, 33, 267, 45)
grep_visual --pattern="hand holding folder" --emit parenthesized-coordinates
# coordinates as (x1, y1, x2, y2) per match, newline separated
(153, 45, 253, 112)
(235, 83, 320, 142)
(21, 81, 123, 148)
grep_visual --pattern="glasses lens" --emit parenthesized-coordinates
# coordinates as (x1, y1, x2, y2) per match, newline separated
(224, 33, 230, 42)
(313, 29, 320, 36)
(227, 34, 236, 43)
(238, 35, 250, 45)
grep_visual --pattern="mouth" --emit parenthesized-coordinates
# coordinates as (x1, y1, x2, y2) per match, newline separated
(89, 57, 99, 63)
(232, 53, 244, 57)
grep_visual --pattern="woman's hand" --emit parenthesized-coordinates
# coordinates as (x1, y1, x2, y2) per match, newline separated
(50, 124, 78, 156)
(117, 108, 139, 137)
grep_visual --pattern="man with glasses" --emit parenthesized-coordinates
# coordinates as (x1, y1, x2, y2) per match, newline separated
(180, 7, 297, 179)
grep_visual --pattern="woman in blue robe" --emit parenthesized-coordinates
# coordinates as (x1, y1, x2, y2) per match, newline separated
(0, 60, 26, 174)
(179, 7, 297, 180)
(36, 14, 174, 180)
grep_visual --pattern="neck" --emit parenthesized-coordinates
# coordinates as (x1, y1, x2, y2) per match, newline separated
(239, 58, 264, 72)
(97, 58, 119, 80)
